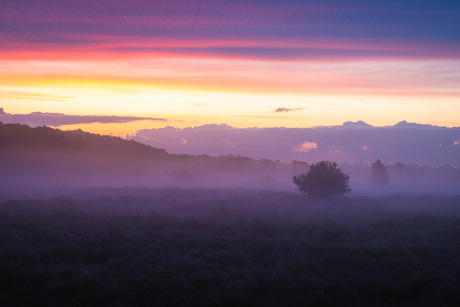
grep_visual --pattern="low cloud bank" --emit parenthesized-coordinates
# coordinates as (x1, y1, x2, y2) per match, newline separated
(0, 108, 166, 127)
(133, 122, 460, 166)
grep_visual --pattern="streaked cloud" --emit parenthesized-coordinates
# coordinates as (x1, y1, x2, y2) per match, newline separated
(275, 107, 304, 113)
(0, 108, 166, 127)
(1, 0, 460, 62)
(106, 44, 460, 61)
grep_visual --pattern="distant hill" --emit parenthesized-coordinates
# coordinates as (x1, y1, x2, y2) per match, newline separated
(0, 123, 286, 188)
(0, 122, 168, 158)
(392, 120, 443, 128)
(342, 120, 372, 127)
(0, 123, 165, 186)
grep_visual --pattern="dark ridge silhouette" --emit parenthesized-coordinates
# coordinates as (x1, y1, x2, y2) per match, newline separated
(0, 123, 167, 154)
(0, 123, 288, 188)
(0, 123, 172, 186)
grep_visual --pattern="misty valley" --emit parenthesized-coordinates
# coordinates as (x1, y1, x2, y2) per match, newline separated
(1, 123, 460, 306)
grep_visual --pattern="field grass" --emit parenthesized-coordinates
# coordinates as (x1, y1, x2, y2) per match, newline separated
(1, 188, 459, 306)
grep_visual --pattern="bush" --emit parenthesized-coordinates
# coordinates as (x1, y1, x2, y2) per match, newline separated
(293, 161, 351, 198)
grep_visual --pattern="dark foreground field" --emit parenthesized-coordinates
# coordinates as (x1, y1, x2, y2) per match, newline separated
(1, 188, 460, 306)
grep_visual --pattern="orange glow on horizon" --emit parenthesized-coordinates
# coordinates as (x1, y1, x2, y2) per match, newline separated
(2, 44, 460, 133)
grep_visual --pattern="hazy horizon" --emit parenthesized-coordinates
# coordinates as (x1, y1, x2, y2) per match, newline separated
(2, 110, 459, 168)
(1, 0, 460, 135)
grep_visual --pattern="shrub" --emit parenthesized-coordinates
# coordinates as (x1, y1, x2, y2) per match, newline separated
(293, 161, 351, 198)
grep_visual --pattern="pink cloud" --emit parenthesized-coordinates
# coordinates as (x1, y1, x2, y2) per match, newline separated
(293, 142, 318, 153)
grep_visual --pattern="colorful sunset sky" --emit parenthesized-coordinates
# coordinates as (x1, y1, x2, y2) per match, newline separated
(1, 0, 460, 136)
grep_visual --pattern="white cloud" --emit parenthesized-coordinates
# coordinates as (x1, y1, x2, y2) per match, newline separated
(454, 140, 460, 146)
(293, 141, 318, 153)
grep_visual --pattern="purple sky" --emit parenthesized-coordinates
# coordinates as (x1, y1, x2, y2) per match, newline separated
(1, 0, 460, 151)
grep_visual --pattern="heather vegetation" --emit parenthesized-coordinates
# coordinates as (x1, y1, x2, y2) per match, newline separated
(1, 189, 460, 306)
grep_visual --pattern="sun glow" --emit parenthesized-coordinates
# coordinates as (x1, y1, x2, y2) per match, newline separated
(1, 54, 460, 134)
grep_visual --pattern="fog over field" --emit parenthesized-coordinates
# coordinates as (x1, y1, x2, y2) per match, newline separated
(1, 122, 459, 195)
(1, 122, 460, 305)
(1, 187, 460, 306)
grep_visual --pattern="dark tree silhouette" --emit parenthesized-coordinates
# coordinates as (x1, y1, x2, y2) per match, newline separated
(391, 162, 405, 178)
(293, 161, 351, 198)
(370, 159, 389, 185)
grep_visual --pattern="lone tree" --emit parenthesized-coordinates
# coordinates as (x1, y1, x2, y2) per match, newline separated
(293, 161, 351, 198)
(370, 159, 389, 185)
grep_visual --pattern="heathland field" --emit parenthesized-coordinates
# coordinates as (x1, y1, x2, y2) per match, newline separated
(1, 189, 460, 306)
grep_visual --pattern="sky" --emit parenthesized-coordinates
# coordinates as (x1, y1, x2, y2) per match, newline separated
(1, 0, 460, 137)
